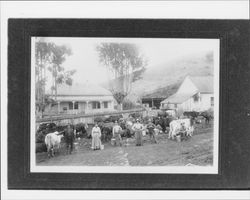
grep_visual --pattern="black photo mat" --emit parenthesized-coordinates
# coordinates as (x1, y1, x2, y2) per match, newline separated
(8, 19, 250, 189)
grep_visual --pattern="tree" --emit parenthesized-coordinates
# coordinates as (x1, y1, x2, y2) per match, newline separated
(48, 44, 76, 101)
(96, 43, 147, 110)
(35, 38, 54, 116)
(35, 38, 76, 117)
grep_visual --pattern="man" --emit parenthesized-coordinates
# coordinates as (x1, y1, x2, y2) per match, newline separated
(132, 119, 144, 146)
(179, 122, 187, 139)
(64, 124, 75, 154)
(112, 121, 122, 146)
(147, 119, 157, 143)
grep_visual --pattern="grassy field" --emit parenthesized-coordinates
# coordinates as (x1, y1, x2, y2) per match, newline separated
(36, 123, 214, 166)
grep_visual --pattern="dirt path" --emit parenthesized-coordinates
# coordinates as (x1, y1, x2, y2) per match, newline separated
(37, 126, 213, 166)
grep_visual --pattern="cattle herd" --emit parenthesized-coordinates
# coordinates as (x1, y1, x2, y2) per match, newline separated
(36, 110, 213, 158)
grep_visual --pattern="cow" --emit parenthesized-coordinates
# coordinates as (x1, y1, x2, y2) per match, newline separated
(199, 111, 213, 124)
(183, 111, 200, 120)
(99, 124, 113, 142)
(44, 131, 64, 158)
(74, 123, 88, 139)
(168, 118, 194, 140)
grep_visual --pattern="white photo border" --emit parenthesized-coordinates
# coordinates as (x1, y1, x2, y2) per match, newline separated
(30, 37, 220, 174)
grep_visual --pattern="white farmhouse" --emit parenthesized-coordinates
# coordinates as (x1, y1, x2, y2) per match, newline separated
(45, 83, 115, 115)
(160, 76, 214, 112)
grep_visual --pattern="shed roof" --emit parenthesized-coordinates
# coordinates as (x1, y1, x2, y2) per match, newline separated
(161, 92, 195, 104)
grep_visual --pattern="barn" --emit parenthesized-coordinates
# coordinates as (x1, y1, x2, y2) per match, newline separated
(160, 76, 214, 113)
(44, 83, 115, 115)
(141, 95, 166, 109)
(141, 82, 181, 109)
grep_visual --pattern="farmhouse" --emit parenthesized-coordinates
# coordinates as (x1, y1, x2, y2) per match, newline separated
(45, 83, 115, 115)
(160, 76, 214, 112)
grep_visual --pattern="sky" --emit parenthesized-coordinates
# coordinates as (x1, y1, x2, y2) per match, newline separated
(33, 37, 219, 92)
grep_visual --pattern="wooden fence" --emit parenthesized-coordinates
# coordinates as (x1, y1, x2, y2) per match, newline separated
(36, 108, 147, 127)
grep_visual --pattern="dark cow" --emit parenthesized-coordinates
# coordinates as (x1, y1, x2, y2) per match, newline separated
(104, 115, 123, 123)
(99, 123, 113, 142)
(37, 122, 57, 133)
(199, 111, 213, 124)
(119, 121, 132, 138)
(129, 112, 142, 119)
(74, 123, 88, 139)
(152, 116, 172, 133)
(158, 117, 166, 132)
(183, 111, 200, 120)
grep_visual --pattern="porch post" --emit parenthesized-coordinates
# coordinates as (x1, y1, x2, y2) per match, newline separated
(100, 101, 103, 110)
(86, 101, 89, 113)
(57, 101, 60, 114)
(72, 101, 75, 114)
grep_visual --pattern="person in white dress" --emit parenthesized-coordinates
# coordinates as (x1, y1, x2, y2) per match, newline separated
(112, 121, 122, 146)
(91, 123, 102, 150)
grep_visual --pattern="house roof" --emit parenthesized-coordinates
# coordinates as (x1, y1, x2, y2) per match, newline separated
(189, 76, 213, 93)
(161, 75, 213, 104)
(161, 92, 195, 104)
(56, 95, 114, 102)
(56, 83, 113, 96)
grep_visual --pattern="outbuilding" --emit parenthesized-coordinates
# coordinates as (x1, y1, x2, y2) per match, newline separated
(160, 76, 214, 112)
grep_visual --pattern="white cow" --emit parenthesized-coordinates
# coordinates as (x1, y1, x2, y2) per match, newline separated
(168, 118, 193, 139)
(44, 131, 64, 157)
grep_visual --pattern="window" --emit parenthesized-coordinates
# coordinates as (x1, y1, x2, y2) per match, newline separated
(74, 102, 78, 109)
(92, 101, 100, 109)
(193, 94, 199, 102)
(69, 102, 73, 110)
(104, 101, 108, 108)
(211, 97, 214, 106)
(69, 102, 78, 109)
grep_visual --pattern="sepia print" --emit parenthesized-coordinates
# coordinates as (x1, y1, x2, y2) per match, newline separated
(31, 37, 219, 173)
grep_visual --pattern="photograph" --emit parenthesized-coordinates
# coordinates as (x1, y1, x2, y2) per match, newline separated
(31, 37, 219, 174)
(3, 0, 250, 194)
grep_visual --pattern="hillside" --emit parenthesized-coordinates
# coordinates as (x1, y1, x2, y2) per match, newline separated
(102, 51, 214, 102)
(128, 51, 214, 101)
(141, 82, 182, 99)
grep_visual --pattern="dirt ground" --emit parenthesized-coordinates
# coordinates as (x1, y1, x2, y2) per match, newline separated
(36, 124, 213, 166)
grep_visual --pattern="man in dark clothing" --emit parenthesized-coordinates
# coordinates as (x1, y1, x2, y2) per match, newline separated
(64, 124, 75, 154)
(147, 119, 157, 143)
(179, 122, 187, 140)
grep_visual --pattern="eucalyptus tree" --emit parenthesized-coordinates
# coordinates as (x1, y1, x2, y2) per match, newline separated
(35, 38, 76, 117)
(96, 43, 147, 110)
(48, 44, 76, 101)
(35, 38, 54, 115)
